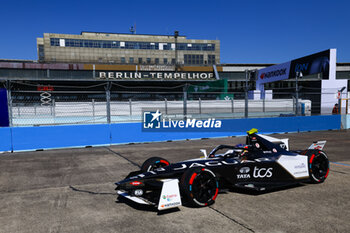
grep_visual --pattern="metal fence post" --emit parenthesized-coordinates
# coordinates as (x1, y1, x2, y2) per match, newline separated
(292, 96, 296, 113)
(105, 82, 111, 124)
(6, 81, 13, 126)
(92, 99, 95, 121)
(17, 106, 20, 117)
(199, 98, 202, 115)
(183, 84, 188, 120)
(231, 98, 234, 113)
(164, 98, 168, 115)
(263, 92, 265, 113)
(52, 99, 56, 117)
(8, 94, 13, 126)
(129, 99, 132, 116)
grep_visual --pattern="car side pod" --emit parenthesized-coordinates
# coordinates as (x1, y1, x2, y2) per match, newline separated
(157, 179, 182, 211)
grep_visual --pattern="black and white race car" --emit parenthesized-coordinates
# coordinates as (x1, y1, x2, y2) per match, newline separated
(115, 129, 329, 210)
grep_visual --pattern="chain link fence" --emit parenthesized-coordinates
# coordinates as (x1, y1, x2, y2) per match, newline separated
(4, 81, 349, 127)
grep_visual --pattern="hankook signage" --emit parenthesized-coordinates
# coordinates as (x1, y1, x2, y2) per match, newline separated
(256, 49, 336, 91)
(257, 61, 291, 85)
(98, 71, 215, 80)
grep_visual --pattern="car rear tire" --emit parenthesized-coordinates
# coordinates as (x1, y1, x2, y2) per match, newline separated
(140, 157, 170, 172)
(180, 168, 219, 207)
(305, 150, 329, 183)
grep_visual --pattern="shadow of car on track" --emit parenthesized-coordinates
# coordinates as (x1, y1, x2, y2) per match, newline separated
(115, 183, 305, 214)
(228, 183, 305, 196)
(116, 195, 181, 215)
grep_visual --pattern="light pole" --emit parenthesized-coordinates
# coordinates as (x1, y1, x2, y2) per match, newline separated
(295, 71, 303, 116)
(244, 70, 249, 118)
(338, 86, 346, 114)
(174, 30, 179, 71)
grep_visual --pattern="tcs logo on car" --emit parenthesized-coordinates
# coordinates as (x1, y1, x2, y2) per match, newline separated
(253, 167, 273, 178)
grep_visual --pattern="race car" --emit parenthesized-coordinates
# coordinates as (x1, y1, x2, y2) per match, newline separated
(115, 129, 329, 211)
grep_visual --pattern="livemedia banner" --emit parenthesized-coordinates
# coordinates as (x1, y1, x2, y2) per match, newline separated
(0, 88, 9, 127)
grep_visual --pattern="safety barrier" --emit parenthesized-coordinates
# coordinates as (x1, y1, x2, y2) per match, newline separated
(0, 127, 12, 152)
(0, 115, 341, 152)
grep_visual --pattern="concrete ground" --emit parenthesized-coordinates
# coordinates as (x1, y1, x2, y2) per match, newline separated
(0, 130, 349, 233)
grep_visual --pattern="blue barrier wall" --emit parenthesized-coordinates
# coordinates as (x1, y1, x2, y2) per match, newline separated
(0, 115, 341, 152)
(0, 127, 12, 152)
(11, 124, 111, 151)
(110, 115, 341, 144)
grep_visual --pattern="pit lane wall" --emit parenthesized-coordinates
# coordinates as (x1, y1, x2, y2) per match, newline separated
(0, 115, 341, 152)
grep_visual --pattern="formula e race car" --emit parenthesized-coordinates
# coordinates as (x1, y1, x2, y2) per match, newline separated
(115, 129, 329, 211)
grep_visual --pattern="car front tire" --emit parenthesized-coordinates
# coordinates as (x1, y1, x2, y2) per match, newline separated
(180, 168, 219, 207)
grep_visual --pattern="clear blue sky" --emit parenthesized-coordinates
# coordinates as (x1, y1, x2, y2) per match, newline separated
(0, 0, 349, 64)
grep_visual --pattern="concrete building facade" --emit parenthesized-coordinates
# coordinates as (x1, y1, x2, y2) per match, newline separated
(37, 32, 220, 65)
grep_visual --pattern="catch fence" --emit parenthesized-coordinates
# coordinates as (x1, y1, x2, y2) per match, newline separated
(3, 81, 347, 127)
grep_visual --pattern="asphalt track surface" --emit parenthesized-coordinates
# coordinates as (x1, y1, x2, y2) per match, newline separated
(0, 130, 349, 233)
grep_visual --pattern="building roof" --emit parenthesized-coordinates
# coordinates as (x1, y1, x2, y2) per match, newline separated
(220, 63, 274, 67)
(80, 31, 187, 38)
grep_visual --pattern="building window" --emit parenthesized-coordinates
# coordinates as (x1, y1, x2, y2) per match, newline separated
(111, 41, 119, 48)
(121, 57, 126, 63)
(155, 58, 159, 64)
(138, 58, 142, 64)
(49, 38, 215, 51)
(171, 59, 176, 65)
(163, 58, 168, 64)
(146, 58, 151, 64)
(38, 45, 45, 61)
(129, 57, 134, 63)
(50, 38, 60, 46)
(208, 55, 216, 64)
(163, 43, 170, 50)
(184, 54, 204, 65)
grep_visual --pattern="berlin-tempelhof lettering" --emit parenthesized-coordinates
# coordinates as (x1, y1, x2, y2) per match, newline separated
(98, 72, 214, 80)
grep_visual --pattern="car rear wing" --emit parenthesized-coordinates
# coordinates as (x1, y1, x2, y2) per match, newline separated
(308, 141, 326, 150)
